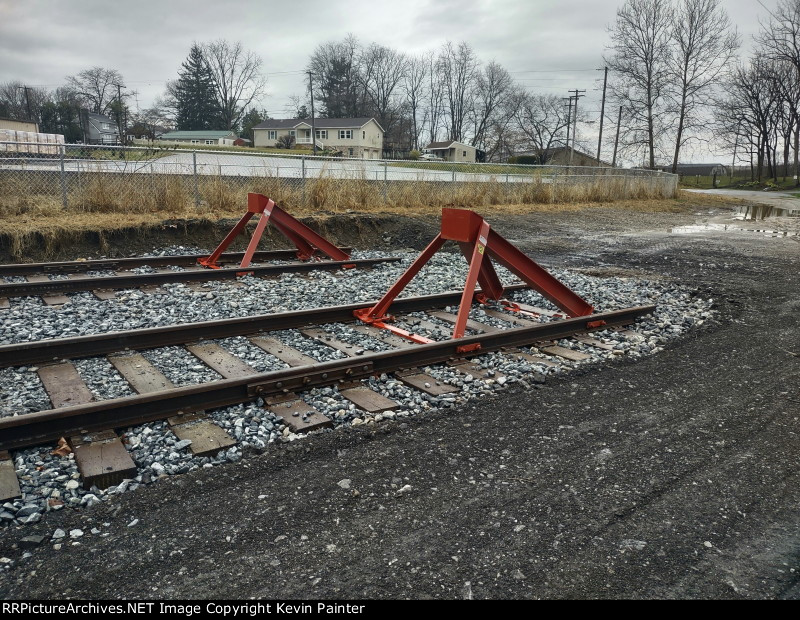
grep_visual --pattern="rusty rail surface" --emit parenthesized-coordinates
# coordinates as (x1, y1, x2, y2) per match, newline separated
(0, 249, 353, 276)
(0, 304, 654, 451)
(0, 257, 396, 298)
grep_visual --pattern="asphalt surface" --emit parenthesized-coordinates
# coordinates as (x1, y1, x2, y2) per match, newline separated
(1, 198, 799, 599)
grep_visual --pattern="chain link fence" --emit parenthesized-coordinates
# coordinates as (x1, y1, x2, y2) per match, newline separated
(0, 142, 678, 216)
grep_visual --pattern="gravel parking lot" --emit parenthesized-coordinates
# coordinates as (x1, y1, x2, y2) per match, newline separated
(0, 197, 798, 599)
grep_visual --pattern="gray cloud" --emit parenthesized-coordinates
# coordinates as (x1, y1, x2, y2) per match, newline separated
(0, 0, 780, 158)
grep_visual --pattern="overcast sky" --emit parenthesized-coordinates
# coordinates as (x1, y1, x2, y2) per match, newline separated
(0, 0, 780, 160)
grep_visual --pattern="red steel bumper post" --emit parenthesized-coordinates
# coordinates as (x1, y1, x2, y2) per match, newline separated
(354, 208, 594, 347)
(199, 193, 351, 270)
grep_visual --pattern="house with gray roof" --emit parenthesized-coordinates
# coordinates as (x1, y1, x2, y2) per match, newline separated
(424, 140, 477, 163)
(81, 111, 119, 144)
(253, 117, 384, 158)
(158, 130, 238, 146)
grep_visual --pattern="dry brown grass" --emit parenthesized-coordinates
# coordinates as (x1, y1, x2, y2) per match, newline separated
(0, 169, 741, 258)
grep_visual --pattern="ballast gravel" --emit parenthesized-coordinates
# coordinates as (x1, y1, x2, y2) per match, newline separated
(0, 246, 714, 530)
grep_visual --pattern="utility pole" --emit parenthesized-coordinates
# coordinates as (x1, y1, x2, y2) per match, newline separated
(16, 85, 33, 122)
(568, 89, 585, 166)
(308, 71, 317, 155)
(563, 97, 573, 154)
(596, 67, 608, 161)
(114, 83, 124, 145)
(731, 121, 741, 183)
(612, 105, 623, 168)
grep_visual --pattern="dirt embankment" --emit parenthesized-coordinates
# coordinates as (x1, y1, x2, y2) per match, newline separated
(0, 191, 741, 262)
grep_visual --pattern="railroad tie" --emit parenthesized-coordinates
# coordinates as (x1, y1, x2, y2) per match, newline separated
(299, 328, 362, 357)
(0, 298, 8, 310)
(505, 349, 560, 368)
(249, 336, 317, 367)
(187, 341, 333, 436)
(448, 359, 506, 383)
(0, 450, 21, 502)
(263, 393, 333, 434)
(298, 329, 406, 413)
(395, 369, 459, 397)
(108, 353, 236, 457)
(537, 343, 591, 362)
(428, 310, 501, 334)
(348, 324, 417, 349)
(481, 308, 539, 328)
(25, 275, 69, 306)
(37, 362, 136, 490)
(573, 335, 616, 351)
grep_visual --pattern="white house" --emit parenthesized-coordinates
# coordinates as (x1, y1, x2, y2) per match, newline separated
(253, 117, 384, 158)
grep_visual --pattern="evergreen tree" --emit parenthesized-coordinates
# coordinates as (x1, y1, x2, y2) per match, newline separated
(175, 44, 219, 130)
(240, 108, 266, 143)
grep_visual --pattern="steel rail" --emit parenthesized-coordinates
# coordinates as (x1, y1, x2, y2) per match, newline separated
(0, 257, 397, 297)
(0, 286, 528, 367)
(0, 249, 353, 276)
(0, 305, 655, 451)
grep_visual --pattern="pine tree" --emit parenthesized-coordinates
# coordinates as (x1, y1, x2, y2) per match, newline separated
(175, 44, 219, 130)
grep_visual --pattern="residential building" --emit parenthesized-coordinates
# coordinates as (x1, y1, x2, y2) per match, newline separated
(514, 147, 611, 167)
(81, 111, 120, 144)
(424, 140, 477, 163)
(157, 130, 238, 146)
(253, 117, 384, 158)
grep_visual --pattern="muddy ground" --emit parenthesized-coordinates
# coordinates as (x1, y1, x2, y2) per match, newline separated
(1, 197, 799, 600)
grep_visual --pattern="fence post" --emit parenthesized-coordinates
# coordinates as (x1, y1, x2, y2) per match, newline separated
(192, 151, 199, 207)
(59, 146, 68, 209)
(383, 160, 388, 202)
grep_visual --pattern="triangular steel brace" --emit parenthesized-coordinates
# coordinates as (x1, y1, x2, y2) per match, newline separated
(198, 193, 351, 269)
(353, 208, 594, 350)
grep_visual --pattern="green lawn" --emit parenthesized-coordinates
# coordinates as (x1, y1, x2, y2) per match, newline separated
(679, 174, 800, 191)
(389, 161, 553, 176)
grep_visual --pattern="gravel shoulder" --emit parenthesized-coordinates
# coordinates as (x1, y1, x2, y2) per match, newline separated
(1, 200, 799, 600)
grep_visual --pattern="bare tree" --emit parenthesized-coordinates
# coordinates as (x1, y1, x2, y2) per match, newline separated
(402, 54, 428, 150)
(719, 57, 782, 182)
(425, 51, 445, 144)
(438, 41, 479, 142)
(65, 67, 125, 115)
(308, 34, 363, 118)
(605, 0, 673, 168)
(358, 43, 407, 138)
(511, 92, 573, 163)
(202, 40, 266, 131)
(470, 61, 514, 150)
(667, 0, 739, 172)
(0, 81, 49, 123)
(758, 0, 800, 184)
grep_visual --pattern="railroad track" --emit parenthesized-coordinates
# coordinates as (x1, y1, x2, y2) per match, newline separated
(0, 287, 653, 496)
(0, 249, 398, 306)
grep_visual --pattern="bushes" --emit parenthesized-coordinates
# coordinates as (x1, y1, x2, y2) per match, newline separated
(507, 155, 540, 165)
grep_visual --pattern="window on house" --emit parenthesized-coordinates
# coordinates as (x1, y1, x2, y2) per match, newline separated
(206, 140, 215, 145)
(315, 130, 327, 139)
(362, 131, 366, 139)
(191, 140, 200, 144)
(288, 130, 296, 137)
(339, 130, 352, 139)
(463, 150, 467, 156)
(268, 130, 277, 140)
(348, 147, 354, 156)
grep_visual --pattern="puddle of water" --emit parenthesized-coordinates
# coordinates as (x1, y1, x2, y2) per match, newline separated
(734, 204, 800, 220)
(671, 223, 798, 237)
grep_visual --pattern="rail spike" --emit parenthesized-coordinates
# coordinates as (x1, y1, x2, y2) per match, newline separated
(198, 193, 353, 270)
(353, 208, 595, 347)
